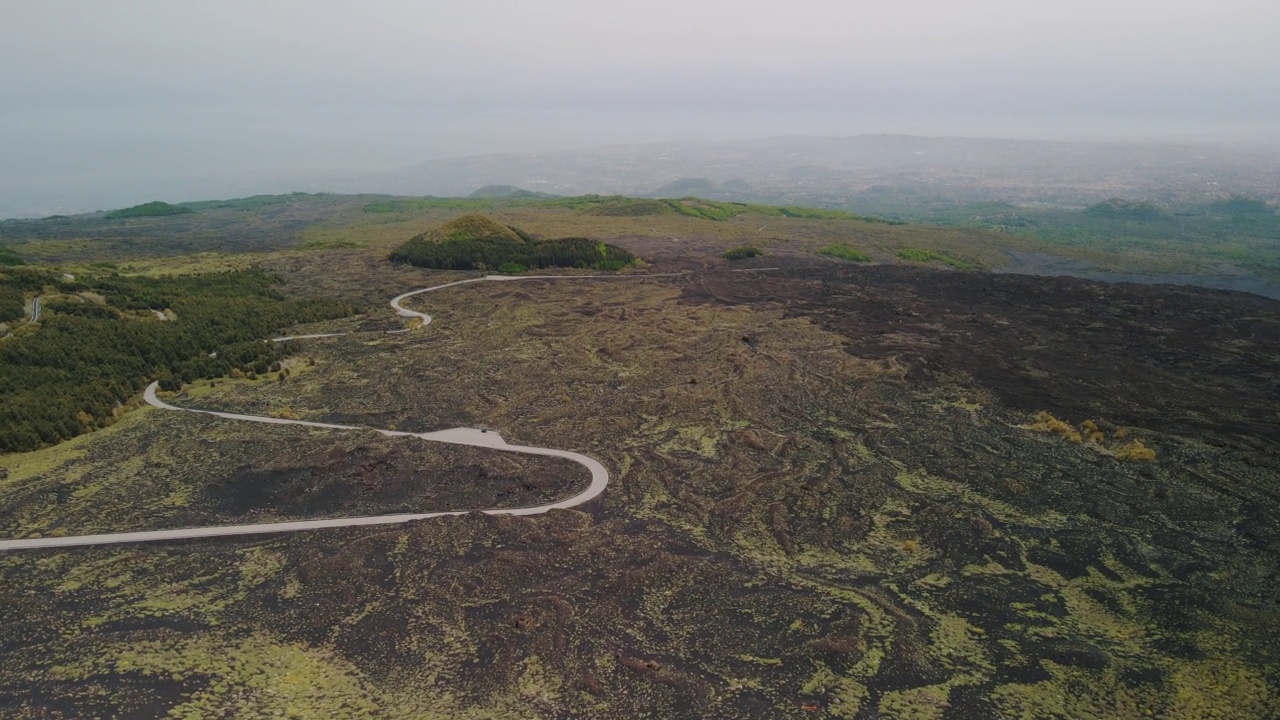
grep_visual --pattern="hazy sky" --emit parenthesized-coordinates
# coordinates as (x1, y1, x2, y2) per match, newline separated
(3, 0, 1278, 213)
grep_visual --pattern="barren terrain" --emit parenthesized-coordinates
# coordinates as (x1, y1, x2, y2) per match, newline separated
(1, 204, 1278, 718)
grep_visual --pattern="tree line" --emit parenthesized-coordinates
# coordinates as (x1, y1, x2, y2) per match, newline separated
(390, 235, 635, 272)
(0, 267, 354, 452)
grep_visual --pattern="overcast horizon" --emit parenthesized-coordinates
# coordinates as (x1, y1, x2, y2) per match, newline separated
(4, 0, 1279, 216)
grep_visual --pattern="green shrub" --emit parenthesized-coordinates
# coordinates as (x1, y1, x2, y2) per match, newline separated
(1112, 439, 1156, 461)
(497, 262, 527, 274)
(43, 299, 121, 320)
(897, 248, 974, 269)
(722, 245, 764, 261)
(0, 285, 25, 322)
(817, 245, 871, 262)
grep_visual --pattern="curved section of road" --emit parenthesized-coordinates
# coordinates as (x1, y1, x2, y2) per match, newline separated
(0, 273, 676, 551)
(389, 273, 683, 326)
(1, 296, 41, 343)
(270, 332, 346, 342)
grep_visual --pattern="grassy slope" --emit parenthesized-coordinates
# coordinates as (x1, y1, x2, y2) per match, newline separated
(308, 195, 1099, 273)
(2, 192, 1135, 275)
(9, 191, 1274, 281)
(852, 197, 1280, 280)
(105, 201, 195, 219)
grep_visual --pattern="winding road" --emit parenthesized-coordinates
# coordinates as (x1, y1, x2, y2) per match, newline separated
(0, 274, 675, 551)
(0, 296, 40, 343)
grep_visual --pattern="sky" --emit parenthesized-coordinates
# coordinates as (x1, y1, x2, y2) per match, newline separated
(2, 0, 1278, 215)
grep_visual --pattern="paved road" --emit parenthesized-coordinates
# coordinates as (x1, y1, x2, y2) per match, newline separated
(389, 273, 685, 326)
(270, 332, 345, 342)
(0, 273, 676, 551)
(0, 296, 40, 342)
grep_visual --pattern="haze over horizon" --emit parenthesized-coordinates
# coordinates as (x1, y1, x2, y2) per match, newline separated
(4, 0, 1278, 216)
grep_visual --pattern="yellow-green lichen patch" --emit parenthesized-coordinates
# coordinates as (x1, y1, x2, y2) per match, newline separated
(877, 682, 952, 719)
(930, 614, 994, 677)
(991, 662, 1166, 720)
(52, 635, 383, 719)
(1167, 658, 1273, 720)
(800, 663, 868, 719)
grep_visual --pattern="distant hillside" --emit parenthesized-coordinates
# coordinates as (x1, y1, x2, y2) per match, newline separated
(467, 185, 558, 200)
(650, 178, 717, 197)
(374, 135, 1280, 210)
(105, 201, 195, 219)
(648, 177, 755, 199)
(389, 214, 635, 272)
(10, 134, 1280, 219)
(585, 199, 674, 217)
(1208, 196, 1276, 216)
(1084, 198, 1169, 221)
